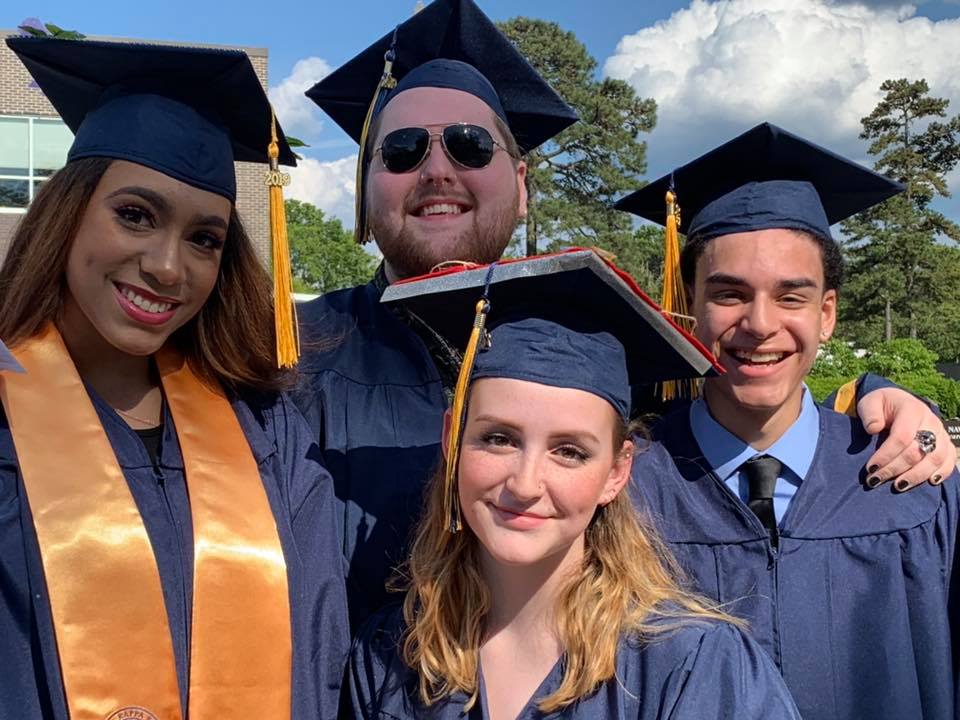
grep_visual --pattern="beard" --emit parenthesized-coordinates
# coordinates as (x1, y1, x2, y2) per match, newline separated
(370, 191, 520, 280)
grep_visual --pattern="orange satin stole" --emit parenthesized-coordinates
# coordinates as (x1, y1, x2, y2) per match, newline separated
(0, 324, 291, 720)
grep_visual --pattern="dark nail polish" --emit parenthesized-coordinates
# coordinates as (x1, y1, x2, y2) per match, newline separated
(866, 476, 880, 488)
(895, 479, 909, 492)
(868, 464, 879, 474)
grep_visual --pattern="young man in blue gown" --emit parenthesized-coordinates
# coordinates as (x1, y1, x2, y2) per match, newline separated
(618, 122, 960, 719)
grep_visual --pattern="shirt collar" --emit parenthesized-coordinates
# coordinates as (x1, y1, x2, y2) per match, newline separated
(689, 386, 820, 483)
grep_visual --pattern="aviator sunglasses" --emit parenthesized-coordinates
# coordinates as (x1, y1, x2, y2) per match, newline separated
(375, 123, 513, 174)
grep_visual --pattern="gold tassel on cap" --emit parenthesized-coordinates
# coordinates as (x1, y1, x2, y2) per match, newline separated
(266, 109, 300, 368)
(443, 297, 491, 534)
(354, 33, 399, 244)
(659, 188, 698, 401)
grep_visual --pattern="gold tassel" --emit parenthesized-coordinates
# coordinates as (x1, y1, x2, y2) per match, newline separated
(266, 109, 300, 368)
(353, 46, 398, 244)
(659, 189, 698, 401)
(443, 298, 491, 534)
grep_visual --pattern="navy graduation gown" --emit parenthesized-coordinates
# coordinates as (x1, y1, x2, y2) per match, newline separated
(347, 605, 800, 719)
(631, 406, 960, 720)
(293, 281, 448, 628)
(0, 388, 350, 720)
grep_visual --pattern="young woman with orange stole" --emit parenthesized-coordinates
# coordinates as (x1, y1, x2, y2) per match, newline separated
(0, 36, 349, 720)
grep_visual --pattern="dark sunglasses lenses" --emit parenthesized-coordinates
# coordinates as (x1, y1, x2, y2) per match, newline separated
(442, 124, 496, 169)
(379, 125, 497, 173)
(379, 128, 430, 173)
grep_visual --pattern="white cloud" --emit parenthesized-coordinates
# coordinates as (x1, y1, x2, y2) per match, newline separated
(269, 56, 332, 143)
(604, 0, 960, 179)
(287, 154, 358, 226)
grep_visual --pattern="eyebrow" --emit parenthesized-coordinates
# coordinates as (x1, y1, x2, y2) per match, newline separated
(472, 414, 602, 446)
(107, 185, 171, 214)
(705, 273, 819, 291)
(106, 186, 229, 230)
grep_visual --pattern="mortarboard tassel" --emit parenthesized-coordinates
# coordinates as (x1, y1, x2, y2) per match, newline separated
(659, 188, 699, 401)
(353, 31, 399, 244)
(266, 109, 300, 368)
(443, 298, 490, 534)
(443, 264, 497, 534)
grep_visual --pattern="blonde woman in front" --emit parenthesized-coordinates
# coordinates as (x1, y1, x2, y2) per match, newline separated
(346, 253, 800, 719)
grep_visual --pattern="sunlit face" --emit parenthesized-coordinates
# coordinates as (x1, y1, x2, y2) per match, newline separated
(691, 229, 837, 420)
(447, 377, 632, 572)
(62, 160, 230, 357)
(366, 86, 527, 279)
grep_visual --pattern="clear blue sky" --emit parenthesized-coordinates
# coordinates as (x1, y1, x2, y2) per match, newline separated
(8, 1, 957, 88)
(2, 0, 684, 81)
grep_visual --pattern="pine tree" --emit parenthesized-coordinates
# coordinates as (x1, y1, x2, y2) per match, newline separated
(841, 79, 960, 342)
(498, 18, 656, 257)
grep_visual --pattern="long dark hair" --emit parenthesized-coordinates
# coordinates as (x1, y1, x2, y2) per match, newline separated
(0, 157, 291, 392)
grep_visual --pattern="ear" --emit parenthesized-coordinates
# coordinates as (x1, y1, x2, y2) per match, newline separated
(820, 288, 838, 342)
(597, 439, 634, 506)
(440, 409, 454, 461)
(515, 160, 528, 219)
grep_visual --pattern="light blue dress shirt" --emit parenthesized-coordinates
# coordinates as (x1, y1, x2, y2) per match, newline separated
(688, 387, 820, 523)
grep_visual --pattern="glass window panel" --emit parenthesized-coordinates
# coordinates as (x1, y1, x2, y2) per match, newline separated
(0, 118, 29, 176)
(0, 179, 29, 208)
(33, 119, 73, 177)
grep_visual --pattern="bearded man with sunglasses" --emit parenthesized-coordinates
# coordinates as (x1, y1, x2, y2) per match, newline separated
(291, 0, 578, 630)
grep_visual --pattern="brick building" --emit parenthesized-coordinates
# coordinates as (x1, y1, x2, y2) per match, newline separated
(0, 31, 273, 265)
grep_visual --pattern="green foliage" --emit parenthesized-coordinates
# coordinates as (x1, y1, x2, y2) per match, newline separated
(497, 18, 656, 256)
(810, 339, 866, 378)
(285, 199, 376, 294)
(594, 224, 664, 297)
(864, 338, 939, 376)
(889, 374, 960, 418)
(18, 19, 85, 39)
(839, 78, 960, 348)
(806, 336, 960, 417)
(805, 376, 854, 404)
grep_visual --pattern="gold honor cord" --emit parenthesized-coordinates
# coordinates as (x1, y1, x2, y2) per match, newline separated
(0, 325, 292, 719)
(0, 325, 181, 720)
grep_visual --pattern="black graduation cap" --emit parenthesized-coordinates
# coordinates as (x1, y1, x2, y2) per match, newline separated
(7, 36, 297, 201)
(383, 248, 721, 533)
(382, 248, 722, 396)
(306, 0, 577, 155)
(614, 122, 904, 240)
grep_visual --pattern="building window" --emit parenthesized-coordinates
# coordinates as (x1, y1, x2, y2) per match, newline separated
(0, 116, 73, 213)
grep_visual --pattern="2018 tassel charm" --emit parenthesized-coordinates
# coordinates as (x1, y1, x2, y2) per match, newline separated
(267, 110, 300, 368)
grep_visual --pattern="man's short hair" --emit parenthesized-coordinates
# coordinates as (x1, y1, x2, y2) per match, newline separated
(679, 230, 845, 293)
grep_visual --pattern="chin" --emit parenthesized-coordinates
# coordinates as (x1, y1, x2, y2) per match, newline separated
(101, 325, 174, 357)
(727, 382, 799, 412)
(475, 533, 551, 568)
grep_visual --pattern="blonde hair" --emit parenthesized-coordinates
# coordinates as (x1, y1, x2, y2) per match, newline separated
(397, 417, 738, 712)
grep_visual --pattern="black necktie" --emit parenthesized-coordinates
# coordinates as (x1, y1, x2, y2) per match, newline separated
(743, 454, 781, 545)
